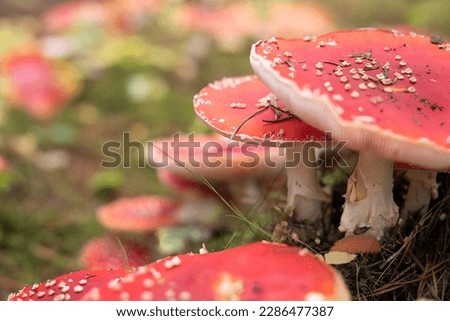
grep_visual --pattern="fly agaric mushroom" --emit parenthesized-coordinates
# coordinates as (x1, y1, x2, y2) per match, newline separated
(106, 0, 166, 33)
(41, 0, 109, 34)
(260, 2, 334, 39)
(0, 155, 9, 171)
(250, 29, 449, 239)
(0, 154, 11, 190)
(156, 168, 218, 197)
(97, 195, 179, 232)
(82, 241, 350, 301)
(8, 269, 127, 301)
(79, 235, 151, 270)
(193, 75, 330, 222)
(97, 195, 219, 232)
(1, 46, 80, 120)
(174, 2, 258, 51)
(149, 133, 284, 182)
(149, 133, 285, 210)
(155, 167, 225, 228)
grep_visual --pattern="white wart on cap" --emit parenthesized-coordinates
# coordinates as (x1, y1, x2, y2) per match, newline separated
(8, 269, 127, 301)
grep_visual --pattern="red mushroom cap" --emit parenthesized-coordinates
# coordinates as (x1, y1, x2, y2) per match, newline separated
(149, 133, 285, 180)
(8, 269, 127, 301)
(106, 0, 166, 32)
(41, 0, 108, 33)
(250, 29, 450, 170)
(261, 2, 334, 38)
(82, 241, 350, 301)
(1, 47, 80, 120)
(156, 168, 219, 197)
(194, 75, 326, 146)
(79, 235, 151, 270)
(96, 196, 180, 232)
(0, 155, 10, 172)
(174, 2, 258, 45)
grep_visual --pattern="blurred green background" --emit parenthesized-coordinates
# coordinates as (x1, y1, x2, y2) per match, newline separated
(0, 0, 448, 300)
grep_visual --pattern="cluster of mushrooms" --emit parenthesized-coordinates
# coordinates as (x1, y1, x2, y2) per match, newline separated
(195, 28, 449, 241)
(8, 28, 449, 301)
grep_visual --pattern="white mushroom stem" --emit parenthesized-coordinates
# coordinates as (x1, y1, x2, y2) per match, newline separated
(400, 170, 439, 224)
(339, 151, 399, 240)
(228, 179, 265, 209)
(285, 145, 330, 222)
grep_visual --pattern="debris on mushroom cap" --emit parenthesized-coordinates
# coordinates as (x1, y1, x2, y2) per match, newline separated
(96, 196, 180, 232)
(149, 133, 285, 181)
(79, 235, 151, 270)
(194, 75, 325, 146)
(1, 46, 80, 120)
(250, 29, 450, 170)
(82, 241, 350, 301)
(330, 235, 381, 254)
(7, 269, 127, 301)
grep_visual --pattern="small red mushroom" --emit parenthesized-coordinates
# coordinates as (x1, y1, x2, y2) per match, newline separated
(96, 195, 180, 232)
(97, 194, 221, 232)
(174, 2, 258, 51)
(194, 75, 329, 222)
(82, 241, 350, 301)
(155, 168, 225, 228)
(149, 133, 284, 181)
(149, 133, 285, 210)
(250, 29, 449, 239)
(156, 167, 217, 197)
(0, 155, 9, 172)
(106, 0, 166, 33)
(41, 0, 108, 33)
(8, 269, 127, 301)
(1, 46, 80, 120)
(0, 154, 11, 190)
(79, 235, 151, 270)
(260, 2, 334, 38)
